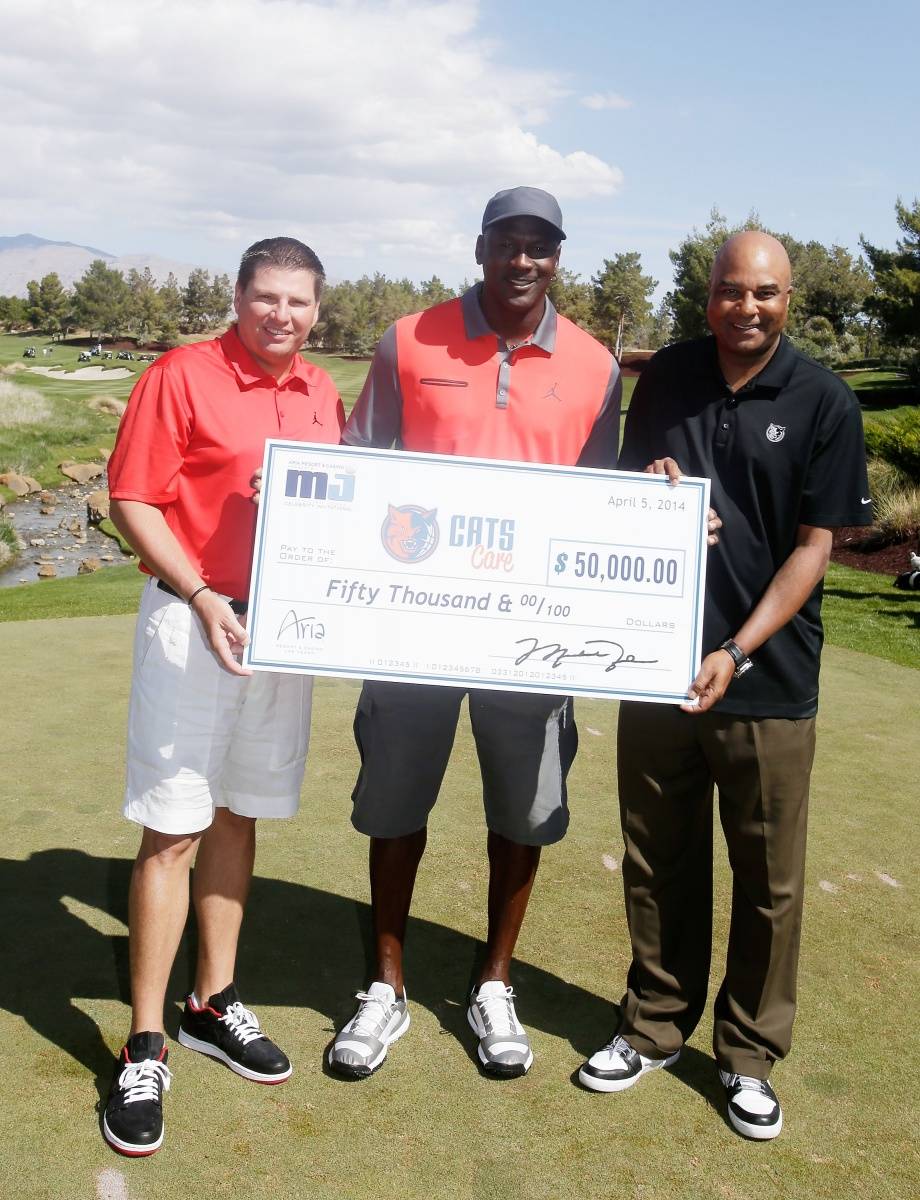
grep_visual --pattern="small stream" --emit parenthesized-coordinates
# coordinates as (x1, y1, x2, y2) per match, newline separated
(0, 478, 135, 587)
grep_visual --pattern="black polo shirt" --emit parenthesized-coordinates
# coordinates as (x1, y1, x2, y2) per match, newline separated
(619, 334, 872, 718)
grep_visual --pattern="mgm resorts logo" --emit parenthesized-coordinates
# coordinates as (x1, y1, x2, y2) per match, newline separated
(284, 468, 355, 503)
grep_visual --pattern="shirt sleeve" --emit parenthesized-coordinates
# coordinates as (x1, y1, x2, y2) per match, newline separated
(617, 358, 658, 471)
(106, 360, 193, 503)
(798, 381, 872, 528)
(342, 324, 403, 449)
(576, 358, 622, 469)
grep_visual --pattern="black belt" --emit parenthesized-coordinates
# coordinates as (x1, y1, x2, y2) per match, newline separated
(157, 578, 248, 615)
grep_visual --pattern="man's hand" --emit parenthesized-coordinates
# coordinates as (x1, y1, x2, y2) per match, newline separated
(644, 457, 682, 485)
(643, 458, 721, 546)
(681, 649, 735, 714)
(250, 467, 263, 506)
(191, 590, 252, 677)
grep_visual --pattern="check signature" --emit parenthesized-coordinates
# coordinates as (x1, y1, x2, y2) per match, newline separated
(277, 610, 325, 640)
(513, 637, 657, 672)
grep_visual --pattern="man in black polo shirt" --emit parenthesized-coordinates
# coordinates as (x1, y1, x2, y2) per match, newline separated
(578, 232, 872, 1139)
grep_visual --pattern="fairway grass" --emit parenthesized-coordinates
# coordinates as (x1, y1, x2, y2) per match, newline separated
(1, 614, 917, 1200)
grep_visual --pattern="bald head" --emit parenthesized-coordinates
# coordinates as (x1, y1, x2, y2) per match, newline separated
(707, 231, 793, 368)
(711, 231, 792, 290)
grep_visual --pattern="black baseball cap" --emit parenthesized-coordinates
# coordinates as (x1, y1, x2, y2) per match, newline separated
(480, 186, 566, 241)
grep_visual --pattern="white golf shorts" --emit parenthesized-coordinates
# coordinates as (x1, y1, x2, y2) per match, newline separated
(123, 578, 312, 834)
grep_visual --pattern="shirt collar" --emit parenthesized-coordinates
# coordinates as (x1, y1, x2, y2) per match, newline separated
(460, 284, 558, 353)
(219, 325, 312, 390)
(708, 332, 797, 398)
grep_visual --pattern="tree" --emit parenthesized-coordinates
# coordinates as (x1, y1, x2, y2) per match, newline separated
(548, 268, 595, 332)
(787, 242, 872, 337)
(592, 253, 657, 357)
(418, 276, 455, 308)
(207, 273, 233, 328)
(25, 272, 71, 338)
(0, 295, 28, 331)
(72, 260, 130, 340)
(861, 198, 920, 346)
(182, 267, 213, 333)
(157, 272, 184, 345)
(642, 298, 674, 350)
(126, 267, 163, 344)
(665, 209, 768, 341)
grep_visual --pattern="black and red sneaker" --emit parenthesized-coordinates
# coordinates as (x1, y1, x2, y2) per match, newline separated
(178, 983, 292, 1083)
(102, 1032, 171, 1156)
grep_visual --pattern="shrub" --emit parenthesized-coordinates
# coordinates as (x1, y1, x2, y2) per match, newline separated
(866, 459, 920, 541)
(864, 407, 920, 478)
(0, 514, 18, 569)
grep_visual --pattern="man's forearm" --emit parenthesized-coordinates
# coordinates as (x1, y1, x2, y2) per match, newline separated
(109, 499, 204, 600)
(732, 525, 833, 657)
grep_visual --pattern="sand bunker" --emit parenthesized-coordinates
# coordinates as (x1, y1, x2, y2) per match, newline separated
(27, 366, 134, 381)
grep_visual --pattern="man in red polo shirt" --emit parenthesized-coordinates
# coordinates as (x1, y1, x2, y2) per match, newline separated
(327, 188, 621, 1080)
(102, 237, 344, 1156)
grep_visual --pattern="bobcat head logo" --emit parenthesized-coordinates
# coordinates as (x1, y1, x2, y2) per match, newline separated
(381, 504, 439, 563)
(765, 423, 786, 443)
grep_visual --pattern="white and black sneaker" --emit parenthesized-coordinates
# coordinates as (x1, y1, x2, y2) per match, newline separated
(579, 1033, 680, 1092)
(102, 1031, 172, 1156)
(328, 982, 410, 1078)
(467, 981, 533, 1077)
(719, 1070, 783, 1139)
(178, 983, 292, 1083)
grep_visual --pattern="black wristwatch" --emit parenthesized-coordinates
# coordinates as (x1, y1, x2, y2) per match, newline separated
(719, 639, 753, 678)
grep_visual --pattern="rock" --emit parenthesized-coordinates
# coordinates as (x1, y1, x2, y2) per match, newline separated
(37, 563, 57, 578)
(0, 472, 35, 496)
(29, 538, 46, 547)
(78, 557, 103, 574)
(40, 505, 56, 515)
(86, 488, 110, 524)
(39, 490, 55, 504)
(68, 517, 83, 534)
(100, 554, 114, 561)
(59, 461, 105, 484)
(0, 543, 10, 568)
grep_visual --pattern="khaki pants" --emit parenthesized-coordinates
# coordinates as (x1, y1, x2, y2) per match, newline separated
(616, 701, 816, 1078)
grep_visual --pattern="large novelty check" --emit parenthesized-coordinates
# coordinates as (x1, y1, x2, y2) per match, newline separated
(245, 442, 710, 703)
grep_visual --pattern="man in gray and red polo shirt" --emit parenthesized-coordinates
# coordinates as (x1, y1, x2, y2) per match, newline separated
(327, 187, 621, 1081)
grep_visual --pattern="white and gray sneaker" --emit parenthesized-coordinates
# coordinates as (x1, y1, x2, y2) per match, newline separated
(719, 1070, 783, 1139)
(467, 980, 533, 1077)
(328, 982, 410, 1078)
(578, 1033, 680, 1092)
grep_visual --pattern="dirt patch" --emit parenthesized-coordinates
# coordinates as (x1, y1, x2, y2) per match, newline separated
(831, 526, 917, 576)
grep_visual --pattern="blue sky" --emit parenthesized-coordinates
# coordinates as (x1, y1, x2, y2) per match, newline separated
(2, 0, 917, 297)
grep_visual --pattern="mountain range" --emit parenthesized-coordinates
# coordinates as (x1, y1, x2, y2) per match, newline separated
(0, 234, 208, 297)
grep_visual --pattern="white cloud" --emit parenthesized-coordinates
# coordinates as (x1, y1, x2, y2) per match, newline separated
(580, 92, 634, 111)
(0, 0, 624, 278)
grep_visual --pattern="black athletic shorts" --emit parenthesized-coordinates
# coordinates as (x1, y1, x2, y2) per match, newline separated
(350, 680, 578, 846)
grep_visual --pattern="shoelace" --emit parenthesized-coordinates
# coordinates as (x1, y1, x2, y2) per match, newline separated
(117, 1058, 171, 1105)
(221, 1000, 264, 1045)
(350, 991, 392, 1037)
(475, 986, 519, 1036)
(598, 1033, 633, 1061)
(727, 1073, 770, 1095)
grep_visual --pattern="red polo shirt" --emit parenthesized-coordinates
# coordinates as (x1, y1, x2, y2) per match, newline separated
(344, 288, 620, 468)
(108, 326, 344, 598)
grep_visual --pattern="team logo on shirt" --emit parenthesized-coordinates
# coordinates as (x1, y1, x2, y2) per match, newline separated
(381, 504, 440, 563)
(765, 423, 786, 443)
